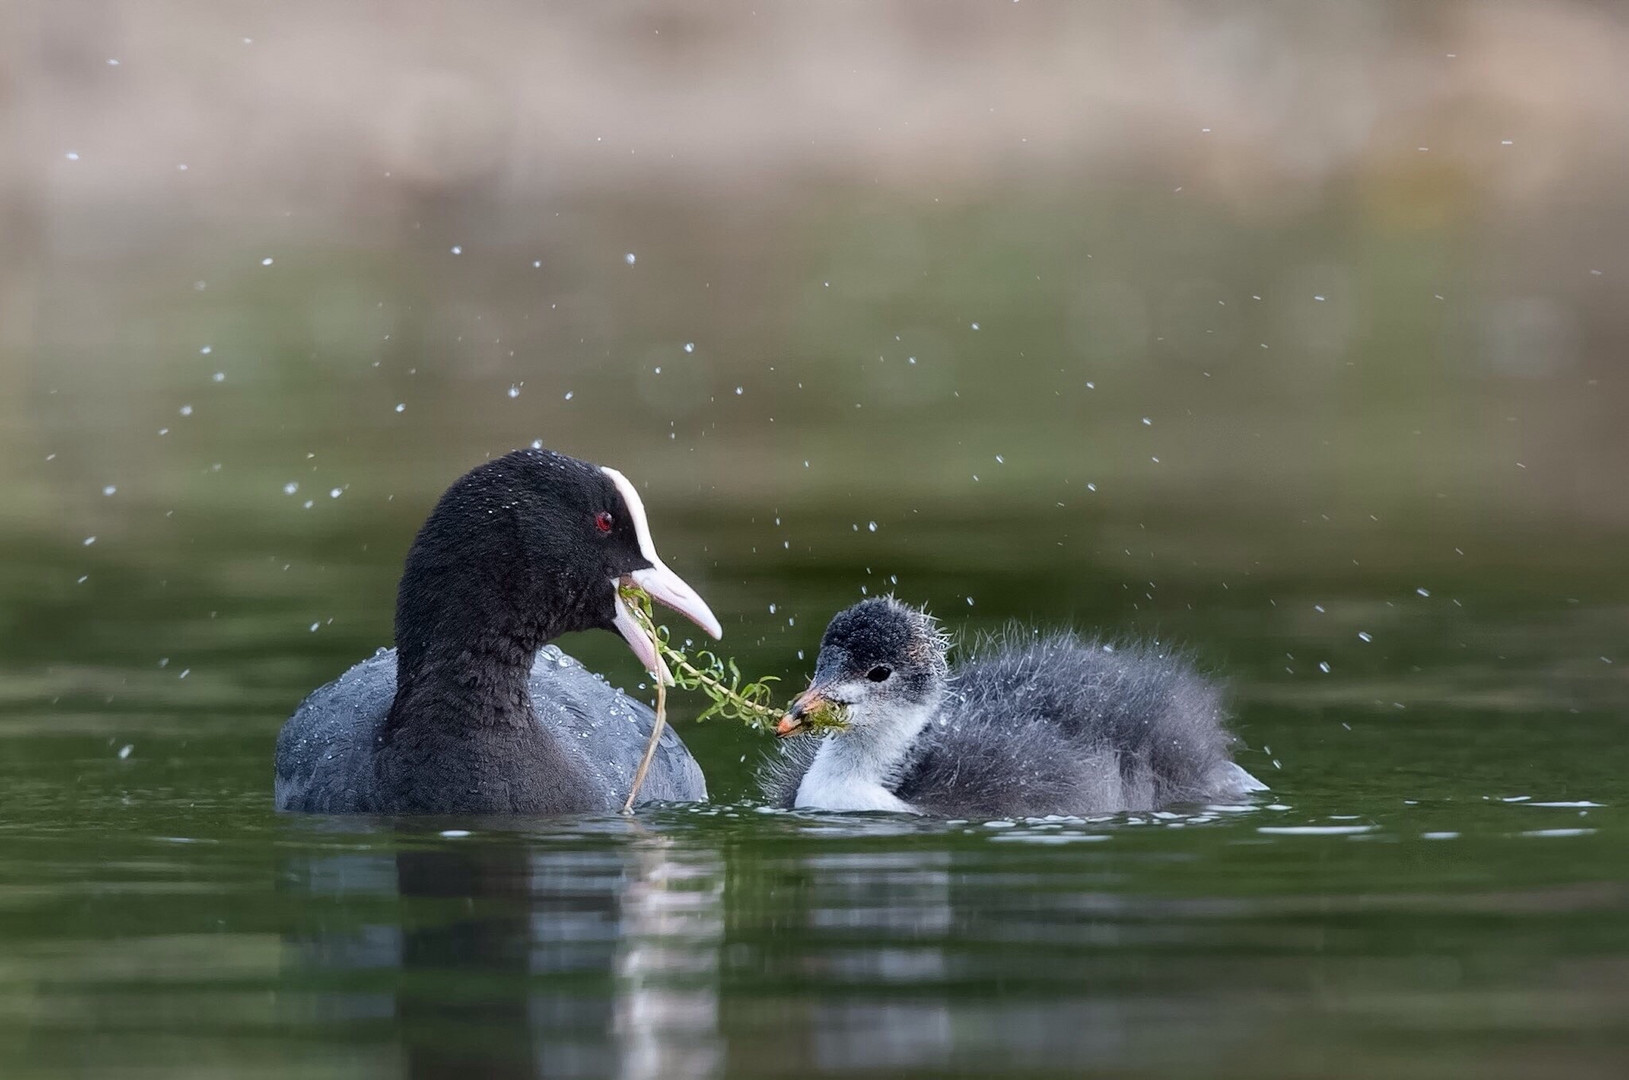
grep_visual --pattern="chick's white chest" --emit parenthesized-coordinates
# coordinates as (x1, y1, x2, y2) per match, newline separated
(792, 704, 931, 814)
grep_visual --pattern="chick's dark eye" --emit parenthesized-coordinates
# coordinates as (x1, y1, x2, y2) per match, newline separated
(594, 511, 614, 535)
(867, 666, 891, 682)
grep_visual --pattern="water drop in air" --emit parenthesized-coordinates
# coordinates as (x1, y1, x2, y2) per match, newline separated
(624, 253, 636, 265)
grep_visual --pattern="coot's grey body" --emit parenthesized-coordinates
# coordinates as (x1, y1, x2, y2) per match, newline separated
(276, 646, 704, 813)
(764, 601, 1265, 817)
(272, 448, 721, 816)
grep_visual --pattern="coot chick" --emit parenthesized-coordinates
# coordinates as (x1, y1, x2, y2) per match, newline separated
(762, 598, 1265, 816)
(275, 447, 722, 815)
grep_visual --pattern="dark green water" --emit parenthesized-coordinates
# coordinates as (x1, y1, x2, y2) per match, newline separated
(5, 177, 1628, 1077)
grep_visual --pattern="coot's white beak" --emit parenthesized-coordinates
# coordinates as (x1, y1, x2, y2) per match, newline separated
(604, 467, 723, 685)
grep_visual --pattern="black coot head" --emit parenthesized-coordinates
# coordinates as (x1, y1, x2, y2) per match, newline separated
(395, 447, 719, 672)
(782, 598, 949, 733)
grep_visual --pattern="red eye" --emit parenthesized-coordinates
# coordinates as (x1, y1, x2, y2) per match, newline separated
(594, 511, 614, 534)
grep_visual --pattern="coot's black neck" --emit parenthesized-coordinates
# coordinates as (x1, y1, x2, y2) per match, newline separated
(374, 558, 598, 814)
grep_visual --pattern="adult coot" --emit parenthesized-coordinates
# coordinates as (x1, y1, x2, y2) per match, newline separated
(275, 447, 721, 814)
(763, 597, 1266, 816)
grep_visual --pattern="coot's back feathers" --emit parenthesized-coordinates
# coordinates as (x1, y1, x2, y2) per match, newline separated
(276, 646, 704, 814)
(907, 631, 1241, 815)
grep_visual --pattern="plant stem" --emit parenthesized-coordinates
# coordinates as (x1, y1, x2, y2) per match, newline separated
(621, 668, 666, 813)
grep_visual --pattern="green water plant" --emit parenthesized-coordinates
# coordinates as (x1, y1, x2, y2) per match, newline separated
(617, 583, 847, 810)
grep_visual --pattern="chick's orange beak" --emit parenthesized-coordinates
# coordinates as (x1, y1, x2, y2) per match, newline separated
(775, 687, 829, 738)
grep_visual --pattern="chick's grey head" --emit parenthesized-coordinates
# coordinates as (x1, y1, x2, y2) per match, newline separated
(779, 598, 949, 736)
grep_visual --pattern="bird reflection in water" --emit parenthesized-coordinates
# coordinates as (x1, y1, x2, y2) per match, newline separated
(284, 821, 723, 1080)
